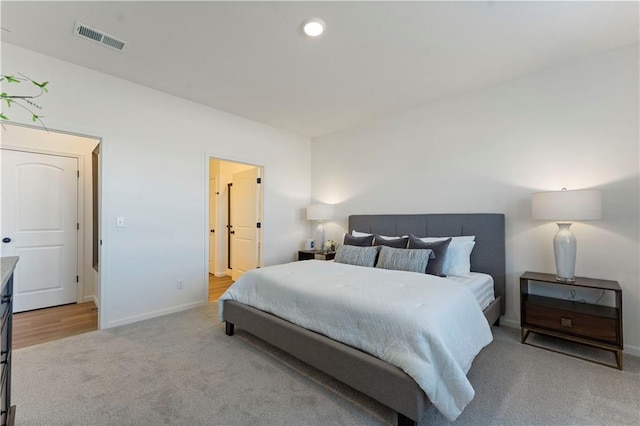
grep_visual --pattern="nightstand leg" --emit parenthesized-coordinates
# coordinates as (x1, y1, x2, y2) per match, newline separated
(615, 350, 623, 370)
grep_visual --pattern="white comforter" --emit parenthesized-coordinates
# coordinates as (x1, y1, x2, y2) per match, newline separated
(218, 260, 493, 421)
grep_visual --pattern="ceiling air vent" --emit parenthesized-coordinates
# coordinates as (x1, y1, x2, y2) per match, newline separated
(73, 21, 127, 52)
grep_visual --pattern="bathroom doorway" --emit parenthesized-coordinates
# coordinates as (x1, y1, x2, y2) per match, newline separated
(207, 158, 263, 299)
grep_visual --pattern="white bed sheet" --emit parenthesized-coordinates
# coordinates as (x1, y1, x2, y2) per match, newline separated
(447, 272, 495, 311)
(219, 260, 493, 421)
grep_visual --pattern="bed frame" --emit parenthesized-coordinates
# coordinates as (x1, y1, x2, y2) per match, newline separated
(223, 213, 505, 425)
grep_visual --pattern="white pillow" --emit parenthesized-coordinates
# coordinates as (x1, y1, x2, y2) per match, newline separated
(352, 230, 407, 240)
(419, 235, 476, 243)
(443, 241, 476, 277)
(352, 230, 372, 237)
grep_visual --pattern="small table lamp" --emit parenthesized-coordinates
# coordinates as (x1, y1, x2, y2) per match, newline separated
(306, 204, 334, 251)
(532, 188, 601, 282)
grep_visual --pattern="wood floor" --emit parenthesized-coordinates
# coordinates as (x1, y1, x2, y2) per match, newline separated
(12, 275, 233, 349)
(12, 301, 99, 350)
(209, 274, 234, 301)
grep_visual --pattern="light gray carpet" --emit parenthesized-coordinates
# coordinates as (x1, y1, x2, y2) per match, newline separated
(13, 303, 640, 425)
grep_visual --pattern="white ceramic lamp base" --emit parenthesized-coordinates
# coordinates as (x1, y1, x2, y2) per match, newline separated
(315, 222, 325, 252)
(554, 222, 576, 282)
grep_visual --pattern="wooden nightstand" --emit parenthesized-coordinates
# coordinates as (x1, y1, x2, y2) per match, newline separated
(298, 250, 335, 261)
(520, 271, 623, 369)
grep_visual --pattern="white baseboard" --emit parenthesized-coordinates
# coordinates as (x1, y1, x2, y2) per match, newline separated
(497, 317, 640, 357)
(105, 300, 206, 329)
(83, 294, 99, 306)
(214, 272, 228, 277)
(499, 318, 520, 329)
(625, 345, 640, 357)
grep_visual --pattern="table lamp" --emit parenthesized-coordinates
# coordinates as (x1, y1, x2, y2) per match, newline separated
(306, 204, 334, 251)
(532, 188, 601, 282)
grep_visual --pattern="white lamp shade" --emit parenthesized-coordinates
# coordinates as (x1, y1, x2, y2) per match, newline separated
(306, 204, 334, 221)
(532, 189, 601, 221)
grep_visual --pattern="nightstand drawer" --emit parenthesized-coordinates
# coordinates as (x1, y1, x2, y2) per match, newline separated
(0, 294, 9, 327)
(525, 303, 618, 345)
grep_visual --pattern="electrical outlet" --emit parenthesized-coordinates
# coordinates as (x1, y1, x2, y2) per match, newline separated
(177, 280, 184, 290)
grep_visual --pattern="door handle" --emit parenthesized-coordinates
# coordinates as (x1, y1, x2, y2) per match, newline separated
(230, 230, 235, 235)
(1, 237, 10, 243)
(210, 229, 215, 233)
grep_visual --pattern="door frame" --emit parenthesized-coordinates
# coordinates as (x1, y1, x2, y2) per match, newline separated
(1, 122, 103, 327)
(204, 153, 263, 302)
(208, 174, 218, 275)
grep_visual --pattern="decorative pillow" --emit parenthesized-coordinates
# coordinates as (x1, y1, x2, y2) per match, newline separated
(334, 245, 380, 267)
(343, 233, 374, 247)
(373, 235, 409, 248)
(375, 246, 432, 273)
(443, 241, 476, 277)
(407, 234, 451, 276)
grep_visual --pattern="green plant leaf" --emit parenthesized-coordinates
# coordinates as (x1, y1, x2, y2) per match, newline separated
(32, 114, 38, 122)
(33, 80, 49, 93)
(5, 75, 20, 83)
(0, 113, 8, 120)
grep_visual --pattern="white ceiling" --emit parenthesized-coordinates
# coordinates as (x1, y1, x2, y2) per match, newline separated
(2, 1, 638, 138)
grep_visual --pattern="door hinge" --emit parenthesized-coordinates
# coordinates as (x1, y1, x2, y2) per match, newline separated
(77, 223, 80, 230)
(257, 222, 261, 228)
(77, 170, 80, 178)
(76, 275, 79, 283)
(100, 239, 103, 246)
(257, 177, 261, 184)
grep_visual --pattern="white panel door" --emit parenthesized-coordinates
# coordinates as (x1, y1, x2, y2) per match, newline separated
(1, 149, 78, 312)
(230, 167, 260, 281)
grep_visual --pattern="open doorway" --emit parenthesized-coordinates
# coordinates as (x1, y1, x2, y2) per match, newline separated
(1, 123, 101, 347)
(207, 157, 263, 301)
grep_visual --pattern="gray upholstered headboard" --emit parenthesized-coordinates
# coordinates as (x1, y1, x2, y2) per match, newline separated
(348, 214, 506, 314)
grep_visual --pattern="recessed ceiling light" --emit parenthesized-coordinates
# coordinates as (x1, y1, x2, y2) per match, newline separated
(302, 18, 325, 37)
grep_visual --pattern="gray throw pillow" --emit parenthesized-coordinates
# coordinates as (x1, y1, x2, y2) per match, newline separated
(375, 246, 432, 273)
(407, 234, 452, 276)
(343, 233, 374, 246)
(373, 235, 409, 248)
(334, 245, 380, 267)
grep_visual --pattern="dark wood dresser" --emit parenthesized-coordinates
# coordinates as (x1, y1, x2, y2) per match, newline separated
(0, 257, 17, 426)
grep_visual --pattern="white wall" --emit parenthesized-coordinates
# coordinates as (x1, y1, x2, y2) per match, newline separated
(2, 43, 311, 328)
(311, 44, 640, 355)
(0, 124, 99, 304)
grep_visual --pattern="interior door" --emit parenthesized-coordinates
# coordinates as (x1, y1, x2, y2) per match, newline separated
(1, 149, 79, 312)
(208, 176, 217, 275)
(230, 167, 261, 281)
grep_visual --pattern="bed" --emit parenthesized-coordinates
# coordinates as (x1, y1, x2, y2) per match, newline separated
(221, 213, 505, 425)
